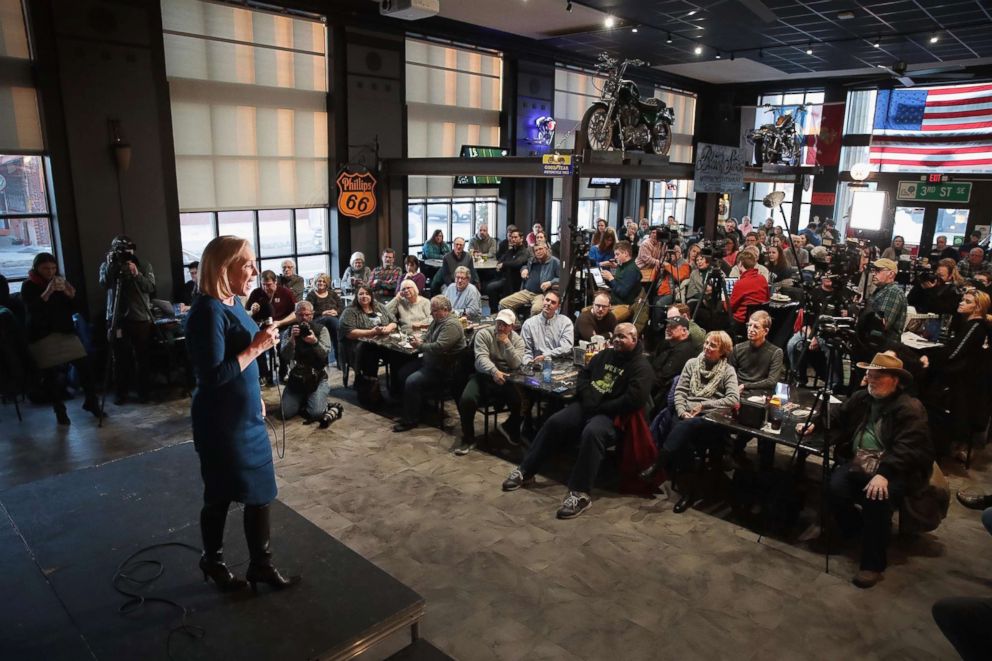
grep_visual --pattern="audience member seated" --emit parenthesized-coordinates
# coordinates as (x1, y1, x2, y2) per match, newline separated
(601, 241, 641, 322)
(639, 331, 740, 513)
(590, 218, 608, 247)
(799, 220, 821, 247)
(635, 228, 663, 271)
(338, 285, 396, 401)
(622, 222, 640, 258)
(865, 258, 908, 348)
(881, 235, 909, 261)
(402, 255, 428, 294)
(386, 279, 432, 334)
(728, 250, 769, 338)
(958, 248, 990, 280)
(247, 270, 297, 386)
(575, 292, 617, 342)
(958, 230, 984, 259)
(342, 252, 371, 294)
(526, 222, 543, 246)
(469, 223, 498, 258)
(806, 352, 933, 589)
(180, 260, 199, 307)
(636, 217, 650, 241)
(650, 315, 696, 407)
(907, 261, 961, 315)
(432, 237, 480, 295)
(761, 245, 794, 284)
(720, 218, 744, 246)
(729, 246, 772, 282)
(278, 301, 339, 428)
(684, 252, 714, 303)
(392, 295, 466, 432)
(521, 290, 573, 363)
(455, 308, 525, 455)
(443, 266, 482, 320)
(588, 228, 617, 267)
(278, 259, 305, 301)
(720, 237, 740, 273)
(668, 303, 705, 352)
(919, 289, 992, 458)
(305, 273, 343, 365)
(20, 252, 103, 425)
(501, 323, 652, 520)
(499, 241, 560, 318)
(422, 229, 451, 260)
(729, 310, 785, 468)
(487, 227, 529, 305)
(932, 235, 960, 262)
(370, 248, 403, 298)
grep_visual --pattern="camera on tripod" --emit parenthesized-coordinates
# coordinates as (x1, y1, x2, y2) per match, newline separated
(816, 314, 856, 348)
(569, 219, 591, 259)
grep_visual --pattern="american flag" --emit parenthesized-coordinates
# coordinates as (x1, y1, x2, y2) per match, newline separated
(869, 83, 992, 172)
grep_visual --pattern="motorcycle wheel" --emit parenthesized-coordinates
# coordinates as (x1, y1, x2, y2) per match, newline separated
(580, 104, 613, 152)
(650, 121, 672, 156)
(753, 139, 764, 166)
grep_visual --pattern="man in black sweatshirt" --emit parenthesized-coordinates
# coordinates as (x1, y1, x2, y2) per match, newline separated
(501, 323, 653, 519)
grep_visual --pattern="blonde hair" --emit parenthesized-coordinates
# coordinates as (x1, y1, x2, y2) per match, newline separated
(706, 330, 734, 358)
(963, 288, 992, 324)
(199, 235, 251, 300)
(313, 272, 330, 287)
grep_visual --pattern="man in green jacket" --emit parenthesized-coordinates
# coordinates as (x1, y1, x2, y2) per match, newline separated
(601, 241, 642, 322)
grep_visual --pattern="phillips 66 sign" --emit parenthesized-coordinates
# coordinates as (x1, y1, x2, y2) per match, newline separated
(336, 168, 378, 220)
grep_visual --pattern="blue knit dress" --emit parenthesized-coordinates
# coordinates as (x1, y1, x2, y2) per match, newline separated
(185, 296, 276, 505)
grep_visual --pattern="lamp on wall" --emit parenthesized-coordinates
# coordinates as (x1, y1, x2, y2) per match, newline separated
(109, 119, 132, 173)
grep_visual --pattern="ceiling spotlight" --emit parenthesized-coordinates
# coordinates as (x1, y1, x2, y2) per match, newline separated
(631, 27, 638, 33)
(715, 52, 721, 59)
(604, 15, 615, 28)
(694, 45, 702, 55)
(688, 9, 697, 16)
(873, 40, 880, 48)
(805, 42, 813, 55)
(565, 1, 572, 11)
(837, 10, 855, 20)
(929, 34, 939, 43)
(666, 33, 673, 44)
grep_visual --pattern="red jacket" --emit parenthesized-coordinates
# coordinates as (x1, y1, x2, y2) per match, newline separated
(729, 268, 769, 323)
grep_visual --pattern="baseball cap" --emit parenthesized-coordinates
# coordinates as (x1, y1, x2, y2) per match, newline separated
(872, 258, 898, 272)
(666, 315, 690, 329)
(495, 309, 517, 326)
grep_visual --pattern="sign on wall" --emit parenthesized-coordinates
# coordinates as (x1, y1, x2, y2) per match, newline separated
(897, 180, 972, 203)
(541, 153, 572, 176)
(694, 142, 745, 193)
(336, 168, 378, 220)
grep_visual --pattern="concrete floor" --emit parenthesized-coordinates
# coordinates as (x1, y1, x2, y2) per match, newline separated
(2, 373, 989, 660)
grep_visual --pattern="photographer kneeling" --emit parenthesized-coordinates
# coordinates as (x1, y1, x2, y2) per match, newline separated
(278, 301, 340, 428)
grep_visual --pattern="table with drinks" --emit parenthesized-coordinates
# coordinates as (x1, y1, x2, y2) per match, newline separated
(357, 316, 496, 357)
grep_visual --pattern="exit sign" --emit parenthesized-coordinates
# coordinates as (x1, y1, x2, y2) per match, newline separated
(897, 180, 972, 203)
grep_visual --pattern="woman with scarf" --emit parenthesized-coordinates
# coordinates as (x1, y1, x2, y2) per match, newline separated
(640, 330, 739, 512)
(20, 253, 103, 425)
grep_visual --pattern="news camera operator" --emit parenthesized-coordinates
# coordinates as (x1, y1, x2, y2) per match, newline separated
(98, 235, 156, 404)
(278, 301, 341, 429)
(907, 261, 962, 315)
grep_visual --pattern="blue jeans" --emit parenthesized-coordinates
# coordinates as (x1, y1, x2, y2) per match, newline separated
(401, 365, 447, 424)
(280, 378, 330, 420)
(313, 316, 340, 364)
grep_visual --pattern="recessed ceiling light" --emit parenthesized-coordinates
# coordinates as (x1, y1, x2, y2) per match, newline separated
(688, 10, 697, 16)
(666, 33, 673, 44)
(873, 41, 880, 48)
(694, 45, 702, 55)
(805, 47, 813, 55)
(929, 34, 939, 43)
(604, 16, 615, 28)
(631, 27, 638, 33)
(837, 10, 855, 20)
(715, 52, 721, 59)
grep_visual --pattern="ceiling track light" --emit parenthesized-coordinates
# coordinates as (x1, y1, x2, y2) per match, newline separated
(604, 15, 615, 28)
(805, 42, 813, 55)
(694, 45, 702, 55)
(873, 39, 880, 48)
(715, 52, 721, 59)
(631, 27, 638, 33)
(666, 32, 673, 44)
(929, 33, 939, 43)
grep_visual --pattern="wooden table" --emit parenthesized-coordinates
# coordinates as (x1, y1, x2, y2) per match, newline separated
(507, 358, 580, 400)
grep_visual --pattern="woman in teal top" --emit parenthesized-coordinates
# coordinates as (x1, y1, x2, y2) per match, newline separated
(422, 229, 451, 260)
(185, 235, 300, 593)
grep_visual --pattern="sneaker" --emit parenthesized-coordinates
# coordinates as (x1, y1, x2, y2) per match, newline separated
(556, 491, 592, 519)
(501, 468, 534, 491)
(453, 441, 475, 456)
(852, 570, 884, 589)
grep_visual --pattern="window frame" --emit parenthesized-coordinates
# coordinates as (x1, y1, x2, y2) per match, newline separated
(407, 196, 498, 257)
(0, 153, 57, 292)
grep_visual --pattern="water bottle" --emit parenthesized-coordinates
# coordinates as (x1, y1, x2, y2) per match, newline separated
(542, 359, 553, 384)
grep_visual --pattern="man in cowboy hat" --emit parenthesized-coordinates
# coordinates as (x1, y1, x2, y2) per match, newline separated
(804, 351, 933, 588)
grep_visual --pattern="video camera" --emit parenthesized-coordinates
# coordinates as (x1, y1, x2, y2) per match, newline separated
(816, 314, 856, 348)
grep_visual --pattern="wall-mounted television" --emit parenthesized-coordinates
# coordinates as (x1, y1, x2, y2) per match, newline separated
(453, 145, 508, 188)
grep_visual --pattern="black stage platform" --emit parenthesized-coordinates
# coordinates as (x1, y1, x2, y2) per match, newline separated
(0, 442, 428, 660)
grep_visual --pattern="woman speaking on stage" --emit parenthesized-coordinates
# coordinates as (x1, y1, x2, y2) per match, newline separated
(185, 235, 300, 592)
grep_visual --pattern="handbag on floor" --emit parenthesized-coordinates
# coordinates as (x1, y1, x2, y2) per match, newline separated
(28, 332, 87, 370)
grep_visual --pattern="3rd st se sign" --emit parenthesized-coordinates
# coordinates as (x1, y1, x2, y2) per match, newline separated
(694, 143, 745, 194)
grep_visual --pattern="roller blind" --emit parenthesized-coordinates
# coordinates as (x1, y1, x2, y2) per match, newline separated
(162, 0, 328, 211)
(0, 0, 43, 152)
(406, 38, 502, 198)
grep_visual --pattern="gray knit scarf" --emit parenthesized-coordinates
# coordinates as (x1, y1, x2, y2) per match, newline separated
(688, 355, 729, 400)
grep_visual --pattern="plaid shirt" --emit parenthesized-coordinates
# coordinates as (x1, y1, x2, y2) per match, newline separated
(868, 282, 907, 344)
(957, 258, 991, 279)
(371, 265, 403, 296)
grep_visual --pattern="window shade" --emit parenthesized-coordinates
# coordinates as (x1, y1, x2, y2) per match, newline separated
(162, 0, 328, 211)
(406, 38, 502, 198)
(0, 0, 42, 152)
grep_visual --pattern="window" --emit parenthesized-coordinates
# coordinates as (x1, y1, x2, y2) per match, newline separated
(179, 208, 330, 286)
(748, 180, 813, 232)
(406, 38, 502, 198)
(647, 180, 695, 230)
(892, 207, 925, 247)
(549, 178, 610, 239)
(407, 197, 497, 256)
(934, 208, 969, 248)
(0, 155, 55, 290)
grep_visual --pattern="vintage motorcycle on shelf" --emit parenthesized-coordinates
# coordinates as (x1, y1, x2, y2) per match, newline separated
(746, 104, 811, 167)
(580, 53, 675, 157)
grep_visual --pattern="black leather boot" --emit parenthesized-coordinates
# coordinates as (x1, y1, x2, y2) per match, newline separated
(54, 401, 70, 426)
(244, 504, 301, 592)
(82, 394, 106, 420)
(639, 449, 671, 482)
(200, 502, 247, 592)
